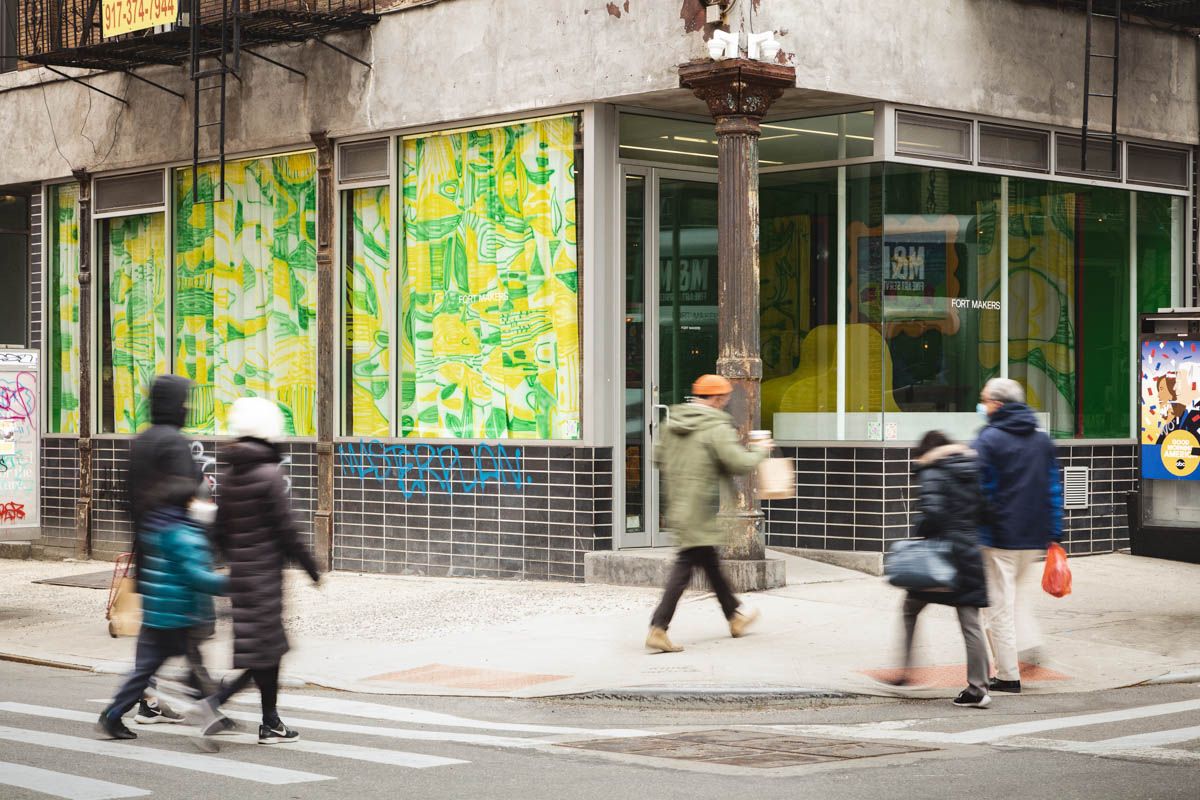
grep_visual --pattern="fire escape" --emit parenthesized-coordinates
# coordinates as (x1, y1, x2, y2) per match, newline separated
(17, 0, 379, 199)
(1032, 1, 1200, 173)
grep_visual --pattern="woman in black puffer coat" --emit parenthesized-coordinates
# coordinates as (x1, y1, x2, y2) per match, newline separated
(202, 397, 320, 745)
(898, 430, 992, 709)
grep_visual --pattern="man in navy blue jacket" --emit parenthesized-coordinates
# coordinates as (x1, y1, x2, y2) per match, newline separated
(973, 378, 1063, 694)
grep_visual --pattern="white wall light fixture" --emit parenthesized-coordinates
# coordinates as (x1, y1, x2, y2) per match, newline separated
(708, 29, 740, 60)
(747, 31, 781, 62)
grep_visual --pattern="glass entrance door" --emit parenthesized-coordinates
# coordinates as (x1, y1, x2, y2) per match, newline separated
(621, 169, 719, 548)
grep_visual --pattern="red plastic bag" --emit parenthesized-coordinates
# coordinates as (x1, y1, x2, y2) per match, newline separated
(1041, 542, 1072, 598)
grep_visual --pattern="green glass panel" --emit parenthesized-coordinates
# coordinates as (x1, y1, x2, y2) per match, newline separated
(1137, 193, 1176, 314)
(48, 184, 80, 434)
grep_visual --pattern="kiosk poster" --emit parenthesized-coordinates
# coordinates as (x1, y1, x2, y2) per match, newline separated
(0, 350, 39, 538)
(1141, 340, 1200, 480)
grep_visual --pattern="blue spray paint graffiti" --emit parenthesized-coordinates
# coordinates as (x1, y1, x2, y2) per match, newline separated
(337, 440, 531, 498)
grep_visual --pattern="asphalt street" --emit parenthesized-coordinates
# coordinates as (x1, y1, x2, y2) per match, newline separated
(0, 660, 1197, 800)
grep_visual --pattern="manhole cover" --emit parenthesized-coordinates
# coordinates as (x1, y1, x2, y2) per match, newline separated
(561, 730, 936, 769)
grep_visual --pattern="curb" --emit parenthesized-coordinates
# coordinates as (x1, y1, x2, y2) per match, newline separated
(1137, 669, 1200, 686)
(553, 686, 863, 705)
(0, 651, 308, 689)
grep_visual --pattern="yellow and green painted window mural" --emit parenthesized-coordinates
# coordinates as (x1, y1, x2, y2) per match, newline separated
(48, 183, 81, 434)
(174, 153, 318, 436)
(399, 115, 581, 439)
(101, 213, 169, 433)
(344, 185, 393, 437)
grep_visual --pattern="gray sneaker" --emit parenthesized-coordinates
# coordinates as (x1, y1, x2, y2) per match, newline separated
(135, 698, 185, 724)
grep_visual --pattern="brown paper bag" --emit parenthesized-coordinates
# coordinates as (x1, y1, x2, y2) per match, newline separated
(108, 577, 141, 638)
(757, 456, 795, 500)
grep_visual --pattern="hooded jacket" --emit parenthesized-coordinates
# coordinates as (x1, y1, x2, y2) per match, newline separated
(215, 437, 319, 670)
(908, 443, 989, 608)
(653, 402, 767, 550)
(127, 376, 201, 533)
(973, 402, 1063, 550)
(137, 507, 226, 630)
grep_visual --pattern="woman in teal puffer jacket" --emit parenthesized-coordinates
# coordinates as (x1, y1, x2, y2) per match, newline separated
(98, 481, 227, 740)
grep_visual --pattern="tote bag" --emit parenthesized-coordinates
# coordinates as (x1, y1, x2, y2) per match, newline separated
(884, 538, 956, 591)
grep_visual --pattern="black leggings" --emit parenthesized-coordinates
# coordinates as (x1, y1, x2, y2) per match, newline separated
(216, 664, 280, 725)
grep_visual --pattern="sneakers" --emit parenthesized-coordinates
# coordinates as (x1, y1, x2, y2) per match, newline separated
(134, 697, 185, 725)
(96, 711, 137, 740)
(952, 688, 992, 708)
(258, 721, 300, 744)
(645, 626, 683, 653)
(195, 696, 233, 737)
(988, 677, 1022, 694)
(729, 607, 760, 638)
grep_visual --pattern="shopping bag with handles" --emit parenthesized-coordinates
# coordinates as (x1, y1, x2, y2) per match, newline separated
(1041, 541, 1072, 598)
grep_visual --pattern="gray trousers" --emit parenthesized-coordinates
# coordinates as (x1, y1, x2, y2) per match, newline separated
(902, 597, 989, 694)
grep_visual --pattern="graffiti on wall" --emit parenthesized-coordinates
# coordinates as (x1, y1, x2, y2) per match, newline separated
(0, 352, 39, 529)
(190, 441, 293, 495)
(337, 439, 531, 498)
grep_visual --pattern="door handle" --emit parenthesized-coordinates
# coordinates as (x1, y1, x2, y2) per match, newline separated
(651, 403, 670, 436)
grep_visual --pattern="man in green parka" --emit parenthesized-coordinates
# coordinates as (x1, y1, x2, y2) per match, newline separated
(646, 374, 773, 653)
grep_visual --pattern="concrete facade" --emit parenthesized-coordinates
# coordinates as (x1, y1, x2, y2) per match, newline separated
(2, 0, 1196, 187)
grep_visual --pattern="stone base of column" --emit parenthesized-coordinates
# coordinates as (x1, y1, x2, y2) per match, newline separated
(585, 549, 786, 593)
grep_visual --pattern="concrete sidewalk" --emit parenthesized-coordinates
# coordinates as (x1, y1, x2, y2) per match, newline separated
(0, 552, 1197, 700)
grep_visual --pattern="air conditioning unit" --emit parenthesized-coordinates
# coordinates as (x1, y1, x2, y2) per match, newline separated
(1063, 466, 1089, 510)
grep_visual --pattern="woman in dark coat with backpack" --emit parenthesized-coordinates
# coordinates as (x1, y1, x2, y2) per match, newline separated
(199, 397, 320, 745)
(898, 430, 992, 709)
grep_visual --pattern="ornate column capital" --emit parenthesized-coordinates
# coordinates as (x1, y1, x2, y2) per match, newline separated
(678, 58, 796, 129)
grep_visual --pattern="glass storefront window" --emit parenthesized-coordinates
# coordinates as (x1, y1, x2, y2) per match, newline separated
(400, 115, 581, 439)
(762, 163, 1181, 442)
(47, 183, 81, 434)
(343, 185, 393, 437)
(1008, 180, 1130, 439)
(881, 165, 1001, 440)
(174, 153, 319, 436)
(619, 111, 874, 170)
(99, 213, 169, 433)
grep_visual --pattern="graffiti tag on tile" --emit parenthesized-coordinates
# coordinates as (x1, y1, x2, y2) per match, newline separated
(337, 440, 531, 497)
(191, 441, 293, 495)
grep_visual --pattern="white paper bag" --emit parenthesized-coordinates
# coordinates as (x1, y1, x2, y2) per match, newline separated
(757, 457, 794, 500)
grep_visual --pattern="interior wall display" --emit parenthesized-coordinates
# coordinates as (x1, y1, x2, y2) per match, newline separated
(1007, 189, 1077, 439)
(760, 214, 811, 382)
(174, 153, 318, 436)
(0, 350, 40, 540)
(344, 186, 393, 437)
(48, 184, 81, 434)
(400, 115, 581, 439)
(104, 213, 169, 433)
(1140, 340, 1200, 480)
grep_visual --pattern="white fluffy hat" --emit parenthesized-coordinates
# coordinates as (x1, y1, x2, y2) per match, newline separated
(227, 397, 286, 441)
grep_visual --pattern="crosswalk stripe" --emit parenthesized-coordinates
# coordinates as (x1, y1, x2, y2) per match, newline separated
(767, 699, 1200, 746)
(241, 695, 653, 738)
(1, 703, 465, 769)
(221, 710, 548, 749)
(1087, 725, 1200, 751)
(0, 724, 332, 785)
(948, 699, 1200, 744)
(85, 700, 544, 749)
(0, 761, 150, 800)
(1000, 736, 1200, 765)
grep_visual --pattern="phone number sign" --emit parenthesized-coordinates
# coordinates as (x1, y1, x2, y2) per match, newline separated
(102, 0, 178, 37)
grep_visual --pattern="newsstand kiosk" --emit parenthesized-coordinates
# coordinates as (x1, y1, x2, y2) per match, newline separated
(1133, 310, 1200, 563)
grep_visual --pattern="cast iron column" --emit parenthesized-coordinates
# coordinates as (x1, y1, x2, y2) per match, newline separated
(310, 132, 335, 573)
(72, 169, 93, 559)
(680, 59, 794, 561)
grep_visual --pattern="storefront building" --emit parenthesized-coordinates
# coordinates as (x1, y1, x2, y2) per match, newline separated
(1, 0, 1197, 578)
